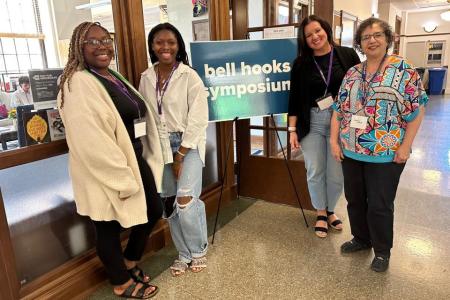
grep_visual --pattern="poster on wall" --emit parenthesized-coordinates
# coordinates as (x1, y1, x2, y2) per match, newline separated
(28, 68, 63, 110)
(190, 38, 297, 122)
(193, 0, 207, 17)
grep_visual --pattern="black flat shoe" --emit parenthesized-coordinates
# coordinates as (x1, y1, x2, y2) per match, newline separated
(371, 256, 390, 272)
(340, 238, 372, 253)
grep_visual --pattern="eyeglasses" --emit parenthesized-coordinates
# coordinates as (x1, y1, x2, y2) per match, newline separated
(361, 32, 385, 42)
(83, 38, 114, 47)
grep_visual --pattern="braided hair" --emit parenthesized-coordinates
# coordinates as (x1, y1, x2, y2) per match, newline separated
(58, 21, 108, 108)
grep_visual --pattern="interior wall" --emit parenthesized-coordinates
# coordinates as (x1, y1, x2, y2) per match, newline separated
(334, 0, 377, 20)
(402, 8, 450, 92)
(166, 0, 208, 58)
(378, 0, 401, 28)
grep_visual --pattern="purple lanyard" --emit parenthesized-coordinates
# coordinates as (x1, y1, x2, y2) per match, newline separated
(156, 62, 179, 115)
(91, 69, 142, 119)
(361, 54, 387, 103)
(313, 48, 334, 96)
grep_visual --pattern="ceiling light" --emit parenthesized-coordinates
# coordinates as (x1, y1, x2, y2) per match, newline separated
(441, 10, 450, 21)
(75, 0, 111, 10)
(423, 21, 438, 32)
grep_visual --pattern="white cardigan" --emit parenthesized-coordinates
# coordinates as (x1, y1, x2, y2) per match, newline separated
(57, 70, 164, 228)
(139, 63, 209, 163)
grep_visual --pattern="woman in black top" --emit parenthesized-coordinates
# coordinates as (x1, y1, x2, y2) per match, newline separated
(58, 22, 161, 299)
(288, 15, 360, 238)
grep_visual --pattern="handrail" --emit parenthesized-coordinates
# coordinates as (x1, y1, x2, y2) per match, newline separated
(0, 140, 68, 170)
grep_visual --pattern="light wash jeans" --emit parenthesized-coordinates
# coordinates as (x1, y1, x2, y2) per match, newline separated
(300, 108, 344, 211)
(161, 132, 208, 263)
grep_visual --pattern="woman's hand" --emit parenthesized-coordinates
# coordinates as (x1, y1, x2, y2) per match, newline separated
(289, 132, 301, 149)
(172, 161, 183, 180)
(172, 152, 184, 180)
(330, 140, 344, 162)
(393, 144, 410, 164)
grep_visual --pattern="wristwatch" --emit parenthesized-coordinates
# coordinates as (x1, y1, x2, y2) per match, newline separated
(288, 126, 297, 132)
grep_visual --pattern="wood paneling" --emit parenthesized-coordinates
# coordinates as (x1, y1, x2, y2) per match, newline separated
(0, 140, 68, 170)
(231, 0, 248, 40)
(111, 0, 148, 86)
(314, 0, 334, 26)
(0, 190, 20, 300)
(209, 0, 231, 41)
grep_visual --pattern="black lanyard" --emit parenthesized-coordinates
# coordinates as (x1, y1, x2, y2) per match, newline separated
(361, 54, 387, 104)
(156, 62, 179, 115)
(91, 69, 142, 119)
(313, 48, 334, 96)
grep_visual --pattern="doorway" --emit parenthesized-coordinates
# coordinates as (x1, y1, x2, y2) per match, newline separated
(232, 0, 314, 210)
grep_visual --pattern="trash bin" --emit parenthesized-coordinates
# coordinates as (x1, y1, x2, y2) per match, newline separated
(428, 67, 447, 95)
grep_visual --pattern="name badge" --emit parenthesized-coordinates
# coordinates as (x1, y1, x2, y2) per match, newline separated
(350, 115, 368, 129)
(134, 119, 147, 138)
(316, 94, 334, 110)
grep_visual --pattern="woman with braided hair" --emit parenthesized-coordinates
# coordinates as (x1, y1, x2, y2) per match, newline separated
(57, 22, 163, 298)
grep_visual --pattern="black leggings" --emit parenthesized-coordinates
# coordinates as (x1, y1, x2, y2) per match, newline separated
(93, 155, 163, 285)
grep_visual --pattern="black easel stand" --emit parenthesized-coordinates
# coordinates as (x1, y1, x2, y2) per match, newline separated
(212, 117, 238, 244)
(269, 113, 309, 228)
(211, 114, 309, 245)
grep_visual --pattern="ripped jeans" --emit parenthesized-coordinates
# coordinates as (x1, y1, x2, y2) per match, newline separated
(161, 132, 208, 263)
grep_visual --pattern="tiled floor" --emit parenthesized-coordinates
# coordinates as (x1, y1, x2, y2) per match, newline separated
(89, 95, 450, 299)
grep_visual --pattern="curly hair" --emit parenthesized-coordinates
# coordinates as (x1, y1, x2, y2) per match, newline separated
(354, 17, 394, 54)
(58, 22, 109, 108)
(147, 23, 189, 66)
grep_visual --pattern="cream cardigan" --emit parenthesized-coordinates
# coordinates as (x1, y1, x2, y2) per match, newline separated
(57, 70, 164, 228)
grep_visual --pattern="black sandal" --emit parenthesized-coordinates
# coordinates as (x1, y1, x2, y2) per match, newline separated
(116, 281, 159, 299)
(127, 265, 150, 283)
(326, 211, 343, 230)
(315, 215, 328, 238)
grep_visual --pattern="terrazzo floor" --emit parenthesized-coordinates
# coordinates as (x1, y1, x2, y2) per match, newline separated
(89, 95, 450, 300)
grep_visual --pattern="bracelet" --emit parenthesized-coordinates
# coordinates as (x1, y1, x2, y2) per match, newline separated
(176, 150, 185, 157)
(288, 126, 297, 132)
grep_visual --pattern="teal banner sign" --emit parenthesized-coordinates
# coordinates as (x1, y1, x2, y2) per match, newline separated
(190, 38, 297, 122)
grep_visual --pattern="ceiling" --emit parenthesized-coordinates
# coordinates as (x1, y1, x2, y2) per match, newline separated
(388, 0, 450, 10)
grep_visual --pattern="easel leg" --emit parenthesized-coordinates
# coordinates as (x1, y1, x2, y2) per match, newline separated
(270, 114, 309, 227)
(212, 117, 238, 244)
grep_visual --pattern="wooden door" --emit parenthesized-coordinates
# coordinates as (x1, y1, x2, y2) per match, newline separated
(231, 0, 336, 210)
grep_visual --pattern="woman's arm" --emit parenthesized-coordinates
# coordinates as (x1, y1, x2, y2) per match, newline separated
(393, 106, 425, 163)
(330, 110, 344, 162)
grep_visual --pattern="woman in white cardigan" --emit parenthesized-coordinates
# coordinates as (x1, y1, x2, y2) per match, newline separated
(57, 22, 162, 299)
(139, 23, 209, 277)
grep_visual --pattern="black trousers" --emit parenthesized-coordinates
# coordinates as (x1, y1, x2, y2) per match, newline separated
(92, 154, 163, 285)
(342, 157, 405, 257)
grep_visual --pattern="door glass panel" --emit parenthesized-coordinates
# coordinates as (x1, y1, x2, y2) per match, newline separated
(269, 113, 287, 128)
(248, 0, 264, 28)
(268, 130, 287, 158)
(249, 31, 263, 40)
(250, 129, 264, 156)
(278, 1, 289, 25)
(250, 116, 264, 126)
(290, 147, 304, 161)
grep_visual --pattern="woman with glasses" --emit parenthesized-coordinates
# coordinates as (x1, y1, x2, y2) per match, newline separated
(288, 15, 360, 238)
(58, 22, 162, 298)
(331, 18, 428, 272)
